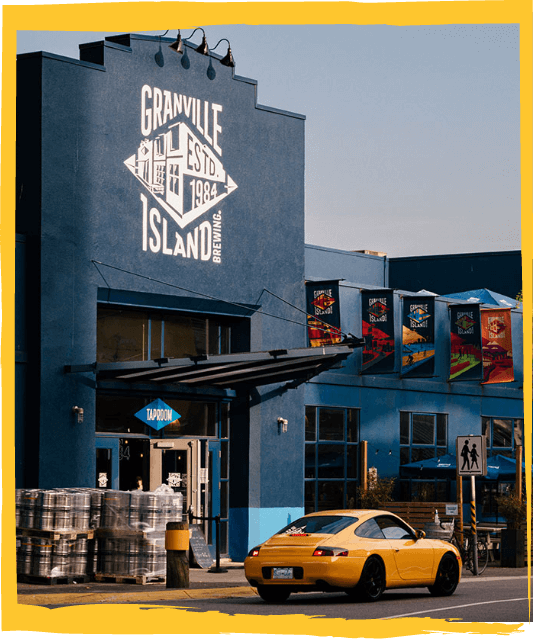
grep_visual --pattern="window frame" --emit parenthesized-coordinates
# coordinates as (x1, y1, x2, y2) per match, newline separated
(305, 405, 360, 514)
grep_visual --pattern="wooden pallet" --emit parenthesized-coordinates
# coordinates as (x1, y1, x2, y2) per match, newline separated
(95, 573, 166, 585)
(17, 573, 91, 585)
(16, 528, 95, 540)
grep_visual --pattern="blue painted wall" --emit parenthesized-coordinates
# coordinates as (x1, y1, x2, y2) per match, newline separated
(16, 31, 306, 541)
(306, 245, 388, 287)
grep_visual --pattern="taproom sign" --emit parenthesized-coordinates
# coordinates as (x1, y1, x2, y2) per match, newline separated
(135, 398, 181, 431)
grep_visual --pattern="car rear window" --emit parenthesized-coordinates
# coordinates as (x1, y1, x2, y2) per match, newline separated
(276, 515, 358, 536)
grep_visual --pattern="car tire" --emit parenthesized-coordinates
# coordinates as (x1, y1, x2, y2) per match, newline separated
(257, 585, 291, 603)
(352, 556, 386, 602)
(428, 552, 460, 597)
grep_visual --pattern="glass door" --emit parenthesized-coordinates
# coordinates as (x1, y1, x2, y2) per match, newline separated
(149, 440, 199, 515)
(95, 437, 120, 489)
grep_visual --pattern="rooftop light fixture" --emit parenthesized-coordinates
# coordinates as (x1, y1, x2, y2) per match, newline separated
(167, 29, 235, 76)
(210, 38, 235, 68)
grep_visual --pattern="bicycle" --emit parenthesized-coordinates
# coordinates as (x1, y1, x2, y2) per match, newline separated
(446, 519, 489, 575)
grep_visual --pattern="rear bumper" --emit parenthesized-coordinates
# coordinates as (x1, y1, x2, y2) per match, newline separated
(244, 555, 366, 591)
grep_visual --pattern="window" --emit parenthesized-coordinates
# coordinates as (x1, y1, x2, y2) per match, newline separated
(305, 406, 360, 513)
(96, 395, 218, 437)
(375, 516, 414, 540)
(355, 518, 384, 539)
(399, 412, 447, 465)
(482, 417, 523, 457)
(276, 515, 358, 536)
(97, 305, 233, 363)
(399, 411, 448, 502)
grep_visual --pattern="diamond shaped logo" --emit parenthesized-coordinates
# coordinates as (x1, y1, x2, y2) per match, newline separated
(408, 306, 431, 324)
(313, 293, 336, 311)
(488, 318, 506, 336)
(125, 122, 237, 230)
(134, 399, 181, 432)
(368, 301, 389, 320)
(456, 314, 475, 331)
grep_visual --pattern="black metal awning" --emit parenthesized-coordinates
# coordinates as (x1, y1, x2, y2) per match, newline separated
(65, 339, 364, 390)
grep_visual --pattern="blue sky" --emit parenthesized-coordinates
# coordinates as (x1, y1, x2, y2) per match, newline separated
(17, 24, 521, 258)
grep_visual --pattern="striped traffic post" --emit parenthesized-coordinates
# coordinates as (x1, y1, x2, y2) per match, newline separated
(470, 475, 478, 575)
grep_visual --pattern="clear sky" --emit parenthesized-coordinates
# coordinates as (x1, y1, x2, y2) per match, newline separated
(17, 24, 521, 258)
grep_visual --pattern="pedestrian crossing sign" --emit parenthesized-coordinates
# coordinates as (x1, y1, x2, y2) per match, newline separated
(456, 435, 487, 476)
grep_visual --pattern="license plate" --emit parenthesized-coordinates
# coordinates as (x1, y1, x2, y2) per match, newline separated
(273, 567, 293, 579)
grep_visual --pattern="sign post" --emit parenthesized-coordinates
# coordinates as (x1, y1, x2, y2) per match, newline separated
(456, 435, 487, 576)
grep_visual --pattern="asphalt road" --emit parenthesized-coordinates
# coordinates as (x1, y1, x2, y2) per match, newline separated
(42, 575, 529, 622)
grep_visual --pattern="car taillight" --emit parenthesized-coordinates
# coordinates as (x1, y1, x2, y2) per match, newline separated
(248, 546, 261, 557)
(313, 547, 348, 557)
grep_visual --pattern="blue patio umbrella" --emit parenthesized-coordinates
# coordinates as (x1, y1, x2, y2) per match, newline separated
(401, 454, 458, 478)
(442, 289, 521, 309)
(485, 454, 526, 481)
(401, 453, 526, 481)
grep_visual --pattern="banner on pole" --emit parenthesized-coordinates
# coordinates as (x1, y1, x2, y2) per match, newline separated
(401, 296, 435, 377)
(481, 308, 514, 384)
(449, 304, 482, 381)
(306, 281, 342, 347)
(361, 290, 395, 374)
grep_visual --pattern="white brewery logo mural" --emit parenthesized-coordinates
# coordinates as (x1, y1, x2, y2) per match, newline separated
(124, 85, 238, 263)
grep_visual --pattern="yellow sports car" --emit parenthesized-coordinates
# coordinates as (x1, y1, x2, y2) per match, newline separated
(244, 509, 461, 603)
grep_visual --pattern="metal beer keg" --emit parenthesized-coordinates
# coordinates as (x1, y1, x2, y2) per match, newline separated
(32, 538, 53, 577)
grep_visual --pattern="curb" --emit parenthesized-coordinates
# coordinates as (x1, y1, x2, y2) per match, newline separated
(18, 585, 258, 607)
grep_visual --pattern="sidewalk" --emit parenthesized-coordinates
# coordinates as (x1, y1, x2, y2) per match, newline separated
(17, 563, 528, 607)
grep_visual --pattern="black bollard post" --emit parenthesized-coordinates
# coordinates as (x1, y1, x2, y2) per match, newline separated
(208, 514, 228, 573)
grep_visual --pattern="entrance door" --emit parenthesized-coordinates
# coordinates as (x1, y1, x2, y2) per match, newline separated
(149, 439, 212, 541)
(95, 437, 119, 489)
(95, 436, 149, 491)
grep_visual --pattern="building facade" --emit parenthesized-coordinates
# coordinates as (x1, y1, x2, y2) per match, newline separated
(16, 34, 523, 562)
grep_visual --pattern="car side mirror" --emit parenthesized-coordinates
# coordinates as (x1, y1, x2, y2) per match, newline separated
(416, 529, 426, 539)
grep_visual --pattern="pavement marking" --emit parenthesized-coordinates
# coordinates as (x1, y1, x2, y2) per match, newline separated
(461, 575, 528, 583)
(379, 597, 529, 620)
(18, 586, 258, 607)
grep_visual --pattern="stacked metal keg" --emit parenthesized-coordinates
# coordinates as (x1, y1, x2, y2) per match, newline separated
(16, 487, 183, 581)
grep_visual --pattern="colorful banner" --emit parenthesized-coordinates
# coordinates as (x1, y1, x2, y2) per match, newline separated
(449, 304, 482, 381)
(306, 281, 342, 347)
(401, 296, 435, 377)
(361, 290, 395, 373)
(481, 308, 514, 384)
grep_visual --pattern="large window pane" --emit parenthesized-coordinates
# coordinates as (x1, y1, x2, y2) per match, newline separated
(162, 400, 217, 437)
(221, 441, 229, 479)
(347, 409, 359, 442)
(305, 445, 316, 479)
(305, 407, 317, 441)
(305, 482, 315, 514)
(317, 481, 344, 511)
(400, 412, 410, 445)
(492, 419, 512, 448)
(164, 316, 207, 359)
(412, 414, 435, 445)
(346, 445, 359, 479)
(97, 308, 149, 363)
(319, 408, 344, 441)
(317, 444, 344, 478)
(151, 315, 162, 360)
(208, 320, 231, 356)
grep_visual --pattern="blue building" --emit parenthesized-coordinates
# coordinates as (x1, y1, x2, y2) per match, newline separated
(16, 33, 523, 562)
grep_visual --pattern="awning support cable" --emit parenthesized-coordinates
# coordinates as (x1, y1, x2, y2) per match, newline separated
(91, 260, 329, 333)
